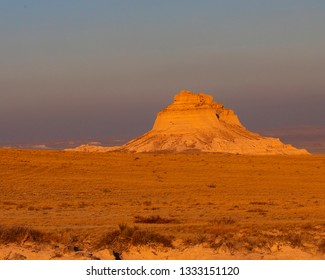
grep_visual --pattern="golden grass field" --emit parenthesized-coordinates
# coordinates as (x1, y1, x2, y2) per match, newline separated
(0, 148, 324, 259)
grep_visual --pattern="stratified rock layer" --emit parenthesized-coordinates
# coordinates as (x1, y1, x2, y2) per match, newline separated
(67, 90, 309, 155)
(118, 90, 309, 154)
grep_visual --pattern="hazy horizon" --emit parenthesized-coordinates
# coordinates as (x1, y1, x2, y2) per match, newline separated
(1, 1, 324, 147)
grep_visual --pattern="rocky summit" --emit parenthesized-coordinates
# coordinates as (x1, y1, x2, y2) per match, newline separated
(69, 90, 309, 155)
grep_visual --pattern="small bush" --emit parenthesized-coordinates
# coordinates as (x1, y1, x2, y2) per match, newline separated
(0, 225, 46, 244)
(118, 224, 139, 240)
(318, 240, 325, 254)
(246, 209, 268, 216)
(209, 225, 235, 238)
(96, 228, 129, 253)
(96, 224, 174, 251)
(134, 215, 178, 224)
(286, 233, 302, 248)
(249, 201, 268, 205)
(183, 234, 208, 246)
(131, 230, 174, 247)
(96, 230, 121, 250)
(211, 217, 236, 225)
(240, 234, 270, 250)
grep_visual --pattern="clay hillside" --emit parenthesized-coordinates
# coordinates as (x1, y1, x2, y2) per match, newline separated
(68, 90, 309, 155)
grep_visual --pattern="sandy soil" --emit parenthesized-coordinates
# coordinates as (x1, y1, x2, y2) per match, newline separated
(0, 149, 324, 259)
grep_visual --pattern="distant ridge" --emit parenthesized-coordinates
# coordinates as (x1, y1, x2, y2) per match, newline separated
(67, 90, 309, 155)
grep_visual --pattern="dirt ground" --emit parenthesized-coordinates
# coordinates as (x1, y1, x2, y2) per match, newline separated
(0, 148, 324, 259)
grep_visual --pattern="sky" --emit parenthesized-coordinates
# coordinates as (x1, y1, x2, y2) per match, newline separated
(1, 0, 325, 145)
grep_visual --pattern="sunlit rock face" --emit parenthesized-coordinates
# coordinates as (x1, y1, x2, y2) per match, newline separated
(120, 90, 309, 154)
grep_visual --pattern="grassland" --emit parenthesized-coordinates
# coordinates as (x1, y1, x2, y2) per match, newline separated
(0, 148, 324, 259)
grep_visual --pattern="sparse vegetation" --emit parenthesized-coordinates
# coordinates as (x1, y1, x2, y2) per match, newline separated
(0, 225, 47, 244)
(317, 240, 325, 254)
(286, 233, 303, 248)
(96, 223, 174, 252)
(134, 215, 178, 224)
(102, 188, 111, 193)
(210, 217, 236, 225)
(249, 201, 271, 205)
(183, 234, 208, 246)
(96, 230, 121, 250)
(131, 230, 174, 247)
(1, 149, 324, 259)
(246, 208, 268, 215)
(119, 223, 139, 240)
(78, 202, 88, 208)
(143, 201, 152, 206)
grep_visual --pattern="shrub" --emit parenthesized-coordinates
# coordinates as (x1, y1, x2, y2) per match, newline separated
(211, 217, 236, 225)
(134, 215, 178, 224)
(286, 233, 302, 248)
(0, 225, 46, 244)
(131, 230, 174, 247)
(96, 224, 174, 250)
(118, 224, 139, 240)
(317, 240, 325, 254)
(183, 234, 208, 246)
(96, 230, 121, 250)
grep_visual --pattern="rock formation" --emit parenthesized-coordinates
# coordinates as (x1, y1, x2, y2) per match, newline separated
(67, 90, 309, 155)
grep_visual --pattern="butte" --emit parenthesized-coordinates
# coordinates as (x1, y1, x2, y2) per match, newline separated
(69, 90, 309, 155)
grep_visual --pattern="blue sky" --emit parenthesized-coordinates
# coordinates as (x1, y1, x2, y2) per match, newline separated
(1, 0, 324, 143)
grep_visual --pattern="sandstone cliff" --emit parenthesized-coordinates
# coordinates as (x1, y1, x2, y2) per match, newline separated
(67, 90, 309, 155)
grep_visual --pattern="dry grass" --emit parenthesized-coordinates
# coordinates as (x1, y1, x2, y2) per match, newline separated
(318, 240, 325, 254)
(131, 230, 174, 247)
(134, 215, 178, 224)
(0, 225, 47, 244)
(96, 224, 174, 252)
(183, 234, 208, 246)
(210, 217, 236, 225)
(0, 148, 324, 259)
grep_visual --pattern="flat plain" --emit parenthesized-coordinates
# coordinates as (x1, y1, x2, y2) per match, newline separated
(0, 148, 324, 259)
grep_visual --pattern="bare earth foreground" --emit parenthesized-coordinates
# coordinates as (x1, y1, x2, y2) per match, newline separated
(0, 148, 324, 260)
